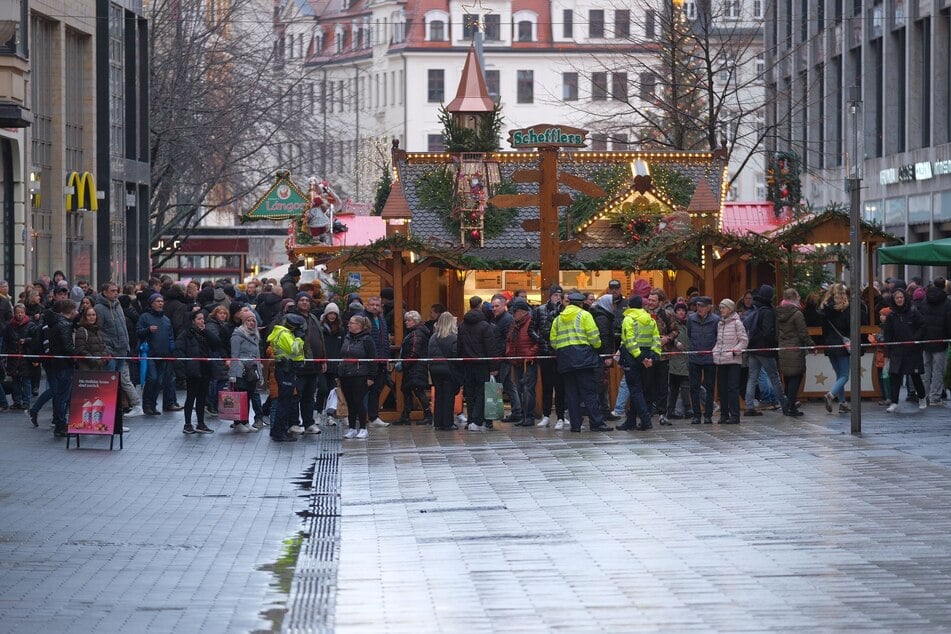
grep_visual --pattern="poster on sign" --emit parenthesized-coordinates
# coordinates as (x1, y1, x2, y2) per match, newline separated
(67, 371, 121, 439)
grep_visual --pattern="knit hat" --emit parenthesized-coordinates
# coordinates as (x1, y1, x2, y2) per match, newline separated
(380, 287, 394, 300)
(757, 285, 775, 303)
(719, 298, 736, 312)
(913, 288, 926, 301)
(512, 299, 531, 313)
(549, 285, 564, 297)
(223, 285, 236, 298)
(280, 298, 295, 311)
(197, 287, 215, 305)
(149, 293, 163, 305)
(349, 301, 364, 312)
(295, 291, 312, 303)
(628, 295, 643, 309)
(213, 288, 226, 303)
(323, 302, 340, 316)
(695, 296, 713, 306)
(567, 292, 586, 304)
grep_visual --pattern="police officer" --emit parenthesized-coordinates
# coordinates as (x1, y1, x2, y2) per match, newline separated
(549, 292, 613, 433)
(266, 313, 306, 442)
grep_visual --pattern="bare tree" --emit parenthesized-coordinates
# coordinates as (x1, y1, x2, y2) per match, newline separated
(554, 0, 818, 190)
(148, 0, 332, 268)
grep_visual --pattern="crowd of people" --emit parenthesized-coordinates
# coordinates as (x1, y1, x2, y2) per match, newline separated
(0, 269, 949, 442)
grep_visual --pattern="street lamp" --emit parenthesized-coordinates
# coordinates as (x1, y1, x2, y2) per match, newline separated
(846, 85, 863, 434)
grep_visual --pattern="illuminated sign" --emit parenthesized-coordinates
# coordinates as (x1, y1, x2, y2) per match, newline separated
(244, 172, 311, 220)
(915, 162, 933, 181)
(65, 171, 98, 211)
(507, 124, 588, 149)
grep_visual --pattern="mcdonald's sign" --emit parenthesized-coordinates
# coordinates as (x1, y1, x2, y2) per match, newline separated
(65, 171, 99, 212)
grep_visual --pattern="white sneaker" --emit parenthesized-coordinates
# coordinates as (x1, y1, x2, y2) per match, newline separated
(467, 422, 484, 431)
(611, 410, 626, 419)
(126, 405, 145, 418)
(304, 424, 321, 434)
(122, 426, 130, 433)
(344, 428, 358, 439)
(554, 419, 565, 430)
(253, 416, 268, 429)
(370, 417, 389, 427)
(234, 422, 253, 433)
(919, 400, 928, 410)
(356, 428, 368, 439)
(456, 413, 468, 424)
(289, 425, 304, 434)
(537, 416, 550, 427)
(886, 403, 898, 413)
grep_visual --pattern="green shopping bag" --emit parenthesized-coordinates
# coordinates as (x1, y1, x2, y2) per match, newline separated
(484, 376, 504, 421)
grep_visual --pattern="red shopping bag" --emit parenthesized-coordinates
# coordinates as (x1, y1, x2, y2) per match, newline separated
(430, 386, 464, 415)
(217, 390, 249, 421)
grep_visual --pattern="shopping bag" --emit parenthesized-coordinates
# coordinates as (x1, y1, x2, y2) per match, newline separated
(217, 390, 249, 421)
(484, 377, 504, 421)
(334, 386, 348, 418)
(325, 386, 339, 413)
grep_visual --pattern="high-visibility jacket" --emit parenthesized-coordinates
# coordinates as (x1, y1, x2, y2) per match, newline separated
(267, 325, 304, 362)
(550, 304, 601, 371)
(621, 307, 661, 360)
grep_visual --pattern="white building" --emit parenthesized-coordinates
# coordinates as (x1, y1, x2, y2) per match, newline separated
(276, 0, 765, 204)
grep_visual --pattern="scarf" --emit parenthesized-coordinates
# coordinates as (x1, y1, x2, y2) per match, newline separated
(780, 299, 800, 308)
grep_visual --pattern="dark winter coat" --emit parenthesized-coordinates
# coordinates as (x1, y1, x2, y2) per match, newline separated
(398, 323, 431, 389)
(94, 295, 131, 356)
(74, 323, 109, 371)
(136, 309, 175, 357)
(506, 313, 540, 363)
(746, 287, 778, 357)
(287, 309, 326, 375)
(490, 311, 514, 356)
(535, 300, 562, 355)
(918, 286, 951, 353)
(429, 333, 463, 387)
(4, 317, 36, 377)
(884, 300, 924, 375)
(337, 329, 377, 378)
(589, 304, 615, 357)
(321, 321, 344, 374)
(48, 312, 76, 373)
(819, 299, 851, 359)
(175, 325, 214, 380)
(164, 284, 192, 337)
(458, 309, 498, 373)
(201, 316, 232, 381)
(776, 303, 814, 377)
(686, 311, 720, 365)
(255, 291, 283, 328)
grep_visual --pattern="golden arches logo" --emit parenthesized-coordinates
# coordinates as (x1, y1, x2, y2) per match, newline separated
(65, 171, 98, 212)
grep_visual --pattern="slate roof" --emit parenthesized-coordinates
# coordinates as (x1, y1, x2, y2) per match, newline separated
(395, 150, 727, 264)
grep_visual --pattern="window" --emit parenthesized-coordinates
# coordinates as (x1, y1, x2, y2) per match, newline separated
(611, 134, 629, 150)
(592, 72, 607, 100)
(753, 0, 763, 18)
(612, 72, 628, 101)
(517, 20, 533, 41)
(683, 0, 697, 19)
(485, 69, 500, 102)
(645, 10, 655, 38)
(485, 15, 501, 40)
(755, 53, 765, 77)
(639, 72, 656, 101)
(615, 9, 630, 38)
(718, 56, 735, 83)
(589, 10, 604, 38)
(517, 70, 534, 103)
(723, 0, 740, 19)
(590, 134, 608, 150)
(428, 134, 446, 152)
(463, 14, 479, 39)
(563, 9, 574, 38)
(429, 20, 445, 41)
(428, 69, 444, 102)
(563, 72, 579, 100)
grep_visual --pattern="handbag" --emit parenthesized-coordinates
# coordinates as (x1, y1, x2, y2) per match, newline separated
(483, 376, 504, 421)
(243, 363, 262, 384)
(829, 323, 850, 351)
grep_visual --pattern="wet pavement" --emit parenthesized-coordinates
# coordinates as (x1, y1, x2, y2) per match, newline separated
(2, 398, 951, 632)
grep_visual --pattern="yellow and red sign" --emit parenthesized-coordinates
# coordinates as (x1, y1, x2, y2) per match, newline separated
(65, 171, 98, 212)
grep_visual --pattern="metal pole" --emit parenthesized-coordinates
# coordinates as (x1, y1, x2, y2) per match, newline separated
(849, 177, 862, 434)
(846, 84, 863, 434)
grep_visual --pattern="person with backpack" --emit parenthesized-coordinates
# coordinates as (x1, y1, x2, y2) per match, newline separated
(48, 299, 78, 438)
(742, 285, 788, 416)
(4, 303, 36, 411)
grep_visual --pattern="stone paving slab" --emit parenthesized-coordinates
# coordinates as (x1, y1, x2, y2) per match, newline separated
(0, 404, 321, 634)
(333, 402, 951, 633)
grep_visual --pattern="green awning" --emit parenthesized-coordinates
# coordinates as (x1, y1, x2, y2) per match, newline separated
(878, 237, 951, 265)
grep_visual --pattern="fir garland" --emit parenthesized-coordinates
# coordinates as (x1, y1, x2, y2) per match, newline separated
(413, 166, 518, 242)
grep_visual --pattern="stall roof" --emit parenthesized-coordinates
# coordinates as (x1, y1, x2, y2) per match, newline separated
(878, 237, 951, 265)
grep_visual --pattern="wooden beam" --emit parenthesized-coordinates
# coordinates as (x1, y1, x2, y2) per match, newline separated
(489, 193, 539, 208)
(551, 192, 572, 207)
(362, 260, 393, 285)
(539, 148, 560, 292)
(402, 257, 433, 284)
(511, 169, 541, 183)
(560, 239, 582, 254)
(558, 172, 606, 197)
(521, 218, 540, 232)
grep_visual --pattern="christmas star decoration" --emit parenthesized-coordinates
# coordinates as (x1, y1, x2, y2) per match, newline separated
(814, 372, 828, 385)
(461, 0, 493, 30)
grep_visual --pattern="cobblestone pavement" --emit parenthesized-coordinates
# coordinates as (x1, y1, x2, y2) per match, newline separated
(3, 398, 951, 633)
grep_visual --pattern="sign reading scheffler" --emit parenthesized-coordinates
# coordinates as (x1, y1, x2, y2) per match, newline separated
(67, 371, 122, 450)
(507, 124, 588, 149)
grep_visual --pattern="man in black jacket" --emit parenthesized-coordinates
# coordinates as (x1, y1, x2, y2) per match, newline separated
(458, 296, 499, 431)
(49, 299, 78, 437)
(743, 285, 788, 415)
(490, 295, 522, 423)
(920, 279, 951, 406)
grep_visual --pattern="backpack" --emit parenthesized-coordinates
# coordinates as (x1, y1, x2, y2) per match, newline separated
(29, 322, 50, 356)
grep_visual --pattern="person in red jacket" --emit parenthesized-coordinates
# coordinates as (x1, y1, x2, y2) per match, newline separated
(506, 300, 540, 427)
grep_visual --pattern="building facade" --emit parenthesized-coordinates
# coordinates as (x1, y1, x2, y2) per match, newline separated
(766, 0, 951, 281)
(275, 0, 765, 205)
